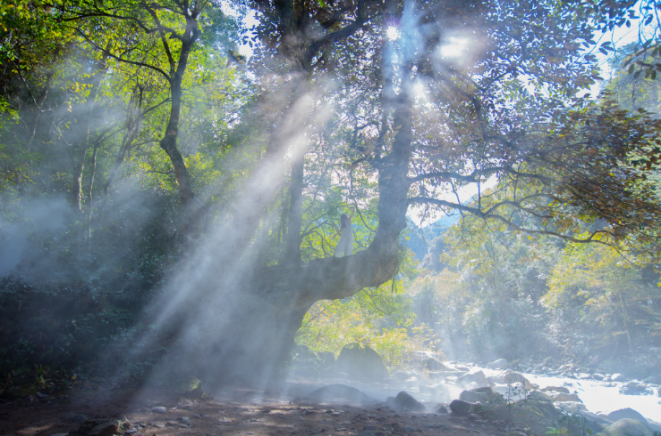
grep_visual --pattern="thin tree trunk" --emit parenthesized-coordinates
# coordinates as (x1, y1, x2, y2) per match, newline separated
(71, 55, 109, 210)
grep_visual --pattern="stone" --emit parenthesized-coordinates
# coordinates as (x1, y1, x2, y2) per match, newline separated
(422, 358, 448, 371)
(456, 370, 488, 388)
(176, 376, 204, 398)
(656, 386, 661, 397)
(526, 390, 553, 402)
(611, 373, 626, 382)
(434, 405, 449, 414)
(459, 387, 491, 404)
(387, 391, 426, 412)
(51, 433, 70, 436)
(602, 419, 652, 436)
(592, 373, 605, 381)
(304, 384, 377, 406)
(554, 401, 587, 414)
(549, 392, 580, 402)
(63, 414, 88, 423)
(152, 406, 167, 414)
(643, 376, 661, 384)
(77, 421, 118, 436)
(605, 408, 648, 426)
(502, 371, 534, 390)
(487, 358, 509, 370)
(336, 343, 389, 382)
(449, 399, 472, 416)
(542, 386, 570, 393)
(402, 426, 418, 433)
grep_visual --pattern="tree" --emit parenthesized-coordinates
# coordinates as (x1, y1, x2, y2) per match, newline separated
(56, 0, 236, 214)
(132, 0, 661, 390)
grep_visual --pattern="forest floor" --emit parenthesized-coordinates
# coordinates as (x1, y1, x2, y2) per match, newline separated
(0, 381, 515, 436)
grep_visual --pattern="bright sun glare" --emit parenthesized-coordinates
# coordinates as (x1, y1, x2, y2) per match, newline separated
(440, 37, 469, 58)
(386, 27, 399, 41)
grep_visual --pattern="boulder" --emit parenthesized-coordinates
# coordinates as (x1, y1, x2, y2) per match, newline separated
(459, 389, 489, 404)
(303, 384, 377, 406)
(542, 386, 570, 394)
(502, 371, 534, 390)
(434, 404, 449, 414)
(604, 408, 648, 427)
(554, 401, 587, 414)
(175, 376, 204, 398)
(526, 390, 553, 403)
(386, 391, 426, 412)
(449, 399, 472, 416)
(456, 370, 489, 388)
(487, 358, 509, 370)
(548, 392, 580, 402)
(422, 358, 449, 371)
(336, 343, 389, 382)
(643, 376, 661, 384)
(611, 373, 626, 382)
(602, 419, 652, 436)
(77, 421, 118, 436)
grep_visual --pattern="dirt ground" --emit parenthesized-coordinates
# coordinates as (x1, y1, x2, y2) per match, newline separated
(0, 382, 518, 436)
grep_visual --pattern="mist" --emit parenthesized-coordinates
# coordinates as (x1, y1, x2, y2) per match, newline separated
(1, 0, 661, 434)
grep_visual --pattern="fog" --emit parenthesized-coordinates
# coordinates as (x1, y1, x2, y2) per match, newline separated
(1, 0, 660, 434)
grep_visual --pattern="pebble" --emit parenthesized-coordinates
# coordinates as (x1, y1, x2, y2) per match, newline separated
(151, 407, 167, 414)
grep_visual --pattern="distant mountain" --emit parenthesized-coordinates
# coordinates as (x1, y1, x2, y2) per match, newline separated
(404, 212, 459, 263)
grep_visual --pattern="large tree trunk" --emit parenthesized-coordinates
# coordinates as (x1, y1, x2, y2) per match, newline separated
(157, 66, 414, 391)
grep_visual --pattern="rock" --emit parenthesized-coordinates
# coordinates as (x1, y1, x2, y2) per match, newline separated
(304, 384, 377, 406)
(643, 376, 661, 384)
(554, 401, 587, 414)
(605, 408, 649, 426)
(434, 405, 449, 414)
(656, 386, 661, 397)
(77, 421, 118, 436)
(402, 426, 418, 433)
(611, 373, 626, 382)
(592, 373, 605, 381)
(336, 343, 389, 382)
(526, 390, 553, 402)
(548, 392, 580, 402)
(152, 406, 167, 414)
(487, 358, 508, 370)
(387, 391, 426, 412)
(449, 399, 472, 416)
(422, 358, 448, 371)
(459, 387, 493, 404)
(51, 433, 70, 436)
(502, 371, 534, 390)
(602, 419, 652, 436)
(542, 386, 570, 393)
(456, 370, 488, 388)
(176, 375, 204, 398)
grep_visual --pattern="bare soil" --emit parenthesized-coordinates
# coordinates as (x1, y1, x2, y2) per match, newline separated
(0, 383, 516, 436)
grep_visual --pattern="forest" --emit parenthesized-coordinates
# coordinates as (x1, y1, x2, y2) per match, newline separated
(1, 0, 661, 406)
